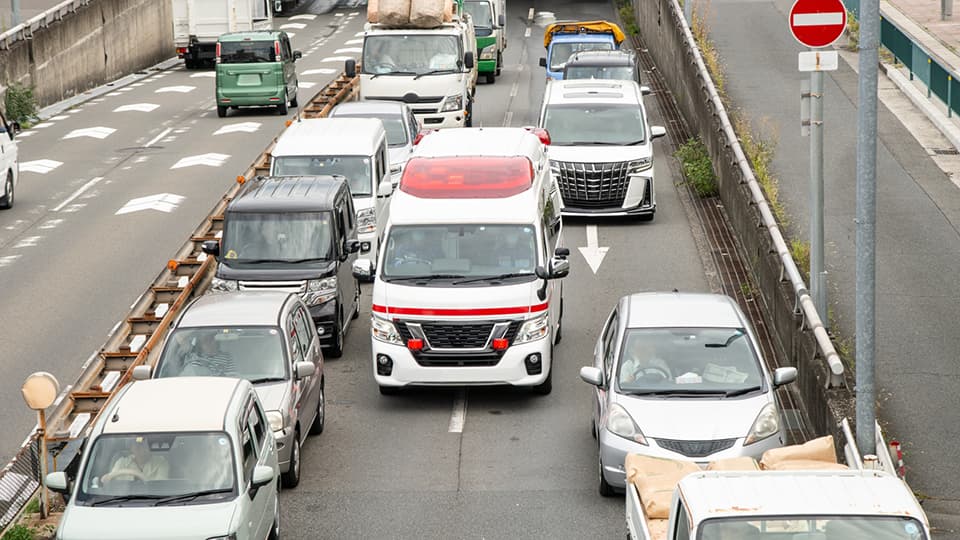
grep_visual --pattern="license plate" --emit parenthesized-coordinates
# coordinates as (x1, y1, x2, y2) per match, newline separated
(237, 73, 262, 86)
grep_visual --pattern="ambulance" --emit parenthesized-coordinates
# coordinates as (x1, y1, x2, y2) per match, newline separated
(352, 127, 569, 395)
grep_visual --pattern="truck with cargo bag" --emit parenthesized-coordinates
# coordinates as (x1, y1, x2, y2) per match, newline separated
(539, 20, 626, 81)
(624, 420, 930, 540)
(172, 0, 274, 68)
(352, 0, 479, 128)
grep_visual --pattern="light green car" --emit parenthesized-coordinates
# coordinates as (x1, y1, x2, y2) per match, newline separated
(46, 377, 280, 540)
(215, 30, 301, 118)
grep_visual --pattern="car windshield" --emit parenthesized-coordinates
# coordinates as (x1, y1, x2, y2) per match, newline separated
(219, 41, 274, 64)
(549, 42, 614, 70)
(543, 104, 646, 146)
(381, 224, 539, 281)
(565, 65, 636, 81)
(272, 156, 372, 195)
(362, 35, 461, 75)
(617, 328, 763, 394)
(156, 327, 287, 381)
(222, 211, 334, 263)
(697, 516, 928, 540)
(76, 432, 237, 506)
(463, 1, 493, 28)
(334, 114, 408, 147)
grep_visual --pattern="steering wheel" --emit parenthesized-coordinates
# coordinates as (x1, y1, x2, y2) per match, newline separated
(103, 468, 147, 483)
(636, 366, 671, 382)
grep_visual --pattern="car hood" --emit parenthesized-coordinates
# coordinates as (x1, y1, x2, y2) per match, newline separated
(59, 501, 237, 540)
(361, 73, 468, 101)
(253, 380, 289, 413)
(613, 391, 772, 440)
(217, 260, 337, 281)
(547, 144, 649, 164)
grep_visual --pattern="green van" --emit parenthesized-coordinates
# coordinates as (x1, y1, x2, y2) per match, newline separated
(215, 30, 301, 118)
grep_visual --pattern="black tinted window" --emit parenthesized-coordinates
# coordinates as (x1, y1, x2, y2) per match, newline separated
(220, 41, 275, 64)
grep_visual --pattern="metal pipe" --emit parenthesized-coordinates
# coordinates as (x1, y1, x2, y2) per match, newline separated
(11, 0, 20, 26)
(810, 70, 827, 324)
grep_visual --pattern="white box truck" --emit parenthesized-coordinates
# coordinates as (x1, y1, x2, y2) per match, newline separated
(172, 0, 274, 68)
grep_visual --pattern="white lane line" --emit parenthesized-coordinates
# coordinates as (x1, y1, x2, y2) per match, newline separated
(334, 47, 362, 54)
(281, 23, 307, 29)
(155, 85, 195, 94)
(528, 7, 535, 21)
(503, 110, 514, 126)
(448, 390, 467, 433)
(114, 103, 160, 113)
(53, 177, 104, 212)
(524, 27, 531, 38)
(319, 56, 354, 63)
(302, 68, 337, 75)
(510, 82, 519, 98)
(144, 127, 173, 148)
(190, 72, 216, 78)
(289, 14, 317, 20)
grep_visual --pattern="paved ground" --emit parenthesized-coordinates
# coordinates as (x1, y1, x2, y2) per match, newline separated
(705, 0, 960, 535)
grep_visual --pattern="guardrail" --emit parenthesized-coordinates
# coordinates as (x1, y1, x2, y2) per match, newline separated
(0, 0, 93, 50)
(0, 69, 359, 534)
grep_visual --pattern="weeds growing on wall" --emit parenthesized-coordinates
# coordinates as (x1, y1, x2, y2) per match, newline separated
(4, 83, 39, 127)
(790, 239, 810, 281)
(675, 138, 718, 197)
(845, 10, 860, 51)
(613, 0, 641, 36)
(731, 111, 786, 224)
(690, 1, 726, 99)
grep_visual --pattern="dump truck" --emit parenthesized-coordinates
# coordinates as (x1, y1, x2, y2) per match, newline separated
(538, 20, 626, 81)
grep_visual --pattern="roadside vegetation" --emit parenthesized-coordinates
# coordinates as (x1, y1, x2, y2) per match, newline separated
(613, 0, 641, 37)
(674, 138, 718, 197)
(845, 10, 860, 51)
(4, 82, 39, 128)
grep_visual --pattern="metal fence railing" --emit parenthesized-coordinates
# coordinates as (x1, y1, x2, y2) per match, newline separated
(0, 434, 40, 530)
(0, 0, 93, 50)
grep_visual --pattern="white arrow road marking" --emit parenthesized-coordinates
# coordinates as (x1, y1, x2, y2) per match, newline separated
(116, 193, 185, 215)
(114, 103, 160, 113)
(63, 126, 116, 140)
(214, 122, 261, 135)
(319, 56, 355, 63)
(302, 68, 337, 75)
(0, 255, 20, 268)
(344, 38, 362, 45)
(20, 159, 63, 174)
(170, 153, 230, 169)
(190, 72, 216, 78)
(298, 81, 317, 89)
(334, 47, 362, 54)
(14, 131, 33, 138)
(53, 177, 104, 212)
(289, 14, 317, 20)
(793, 12, 844, 25)
(155, 85, 196, 93)
(39, 219, 64, 230)
(280, 22, 306, 29)
(578, 225, 609, 274)
(14, 236, 43, 248)
(33, 122, 54, 129)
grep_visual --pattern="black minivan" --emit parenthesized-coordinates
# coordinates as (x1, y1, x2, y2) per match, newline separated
(202, 175, 360, 357)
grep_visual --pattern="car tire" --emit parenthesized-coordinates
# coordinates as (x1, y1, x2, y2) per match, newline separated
(496, 52, 503, 76)
(554, 297, 563, 345)
(379, 385, 400, 396)
(309, 379, 325, 435)
(281, 430, 301, 488)
(532, 360, 553, 395)
(278, 93, 289, 115)
(351, 280, 360, 320)
(268, 496, 280, 540)
(0, 171, 14, 209)
(591, 418, 597, 439)
(485, 73, 495, 84)
(290, 92, 299, 108)
(216, 106, 227, 118)
(599, 451, 616, 497)
(326, 309, 344, 358)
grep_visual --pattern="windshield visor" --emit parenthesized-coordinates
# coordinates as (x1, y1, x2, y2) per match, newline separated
(156, 327, 287, 381)
(543, 104, 646, 146)
(222, 211, 334, 263)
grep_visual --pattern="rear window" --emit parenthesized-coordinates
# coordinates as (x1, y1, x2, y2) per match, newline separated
(220, 41, 275, 64)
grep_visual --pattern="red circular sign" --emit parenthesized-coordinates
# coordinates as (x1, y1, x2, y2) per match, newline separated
(789, 0, 847, 48)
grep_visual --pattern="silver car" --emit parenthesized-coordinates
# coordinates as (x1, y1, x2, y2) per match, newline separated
(140, 291, 324, 489)
(328, 100, 420, 184)
(579, 292, 797, 496)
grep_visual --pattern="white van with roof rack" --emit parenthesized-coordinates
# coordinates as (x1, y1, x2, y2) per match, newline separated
(352, 127, 569, 395)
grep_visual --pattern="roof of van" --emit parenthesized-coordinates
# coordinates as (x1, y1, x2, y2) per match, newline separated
(102, 378, 246, 434)
(412, 127, 545, 160)
(543, 79, 643, 105)
(218, 30, 284, 42)
(272, 118, 385, 157)
(177, 292, 292, 328)
(330, 100, 409, 116)
(229, 176, 346, 213)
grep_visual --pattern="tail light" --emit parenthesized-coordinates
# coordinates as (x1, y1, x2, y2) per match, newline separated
(215, 42, 221, 64)
(275, 41, 282, 62)
(413, 129, 436, 145)
(176, 47, 187, 55)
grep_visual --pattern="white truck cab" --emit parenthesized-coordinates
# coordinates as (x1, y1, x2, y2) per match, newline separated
(347, 15, 479, 129)
(353, 127, 569, 395)
(270, 118, 393, 260)
(0, 109, 20, 209)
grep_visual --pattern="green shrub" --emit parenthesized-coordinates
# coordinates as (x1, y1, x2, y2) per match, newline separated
(845, 10, 860, 51)
(2, 524, 35, 540)
(674, 138, 718, 197)
(790, 239, 810, 280)
(4, 83, 39, 127)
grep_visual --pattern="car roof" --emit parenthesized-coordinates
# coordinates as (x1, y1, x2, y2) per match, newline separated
(229, 176, 345, 213)
(218, 30, 284, 42)
(177, 292, 291, 328)
(102, 377, 245, 434)
(272, 118, 385, 157)
(412, 127, 544, 159)
(544, 79, 643, 104)
(330, 100, 409, 117)
(566, 50, 635, 66)
(623, 292, 745, 328)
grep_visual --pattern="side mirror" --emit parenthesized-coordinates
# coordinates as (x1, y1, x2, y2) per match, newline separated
(345, 239, 361, 254)
(131, 365, 152, 381)
(45, 471, 69, 495)
(650, 126, 667, 139)
(554, 247, 570, 258)
(549, 256, 570, 278)
(293, 50, 303, 60)
(352, 258, 373, 280)
(464, 51, 475, 70)
(11, 122, 21, 134)
(539, 57, 547, 68)
(579, 366, 604, 387)
(250, 464, 274, 492)
(498, 13, 506, 27)
(640, 85, 652, 96)
(377, 181, 393, 198)
(773, 367, 798, 387)
(345, 58, 357, 78)
(201, 240, 220, 257)
(294, 361, 316, 379)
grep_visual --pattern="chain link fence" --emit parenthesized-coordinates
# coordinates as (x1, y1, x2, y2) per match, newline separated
(0, 432, 41, 531)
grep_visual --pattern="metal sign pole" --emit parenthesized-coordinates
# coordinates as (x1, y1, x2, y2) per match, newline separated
(11, 0, 20, 26)
(37, 410, 49, 519)
(810, 69, 827, 323)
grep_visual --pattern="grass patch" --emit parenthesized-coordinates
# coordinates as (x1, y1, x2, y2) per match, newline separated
(614, 0, 640, 36)
(731, 111, 786, 224)
(674, 137, 718, 197)
(4, 82, 39, 128)
(691, 2, 725, 98)
(845, 10, 860, 51)
(22, 497, 39, 515)
(790, 239, 810, 281)
(2, 525, 35, 540)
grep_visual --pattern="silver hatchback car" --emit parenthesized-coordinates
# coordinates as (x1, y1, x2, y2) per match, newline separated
(328, 100, 421, 184)
(139, 291, 324, 489)
(579, 292, 797, 496)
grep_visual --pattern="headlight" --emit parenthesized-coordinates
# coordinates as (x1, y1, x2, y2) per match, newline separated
(304, 277, 337, 305)
(606, 403, 647, 445)
(745, 402, 780, 445)
(266, 410, 284, 432)
(356, 207, 377, 234)
(440, 94, 463, 112)
(628, 157, 653, 173)
(372, 317, 403, 345)
(211, 277, 238, 292)
(514, 313, 549, 344)
(480, 45, 496, 60)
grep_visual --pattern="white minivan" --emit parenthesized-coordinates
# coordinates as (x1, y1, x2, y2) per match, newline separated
(0, 109, 20, 209)
(270, 117, 393, 261)
(352, 127, 569, 395)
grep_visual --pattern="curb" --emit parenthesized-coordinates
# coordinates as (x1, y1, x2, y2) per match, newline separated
(881, 61, 960, 152)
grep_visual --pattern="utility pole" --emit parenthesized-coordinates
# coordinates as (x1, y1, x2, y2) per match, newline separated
(11, 0, 19, 26)
(856, 0, 879, 455)
(943, 0, 953, 21)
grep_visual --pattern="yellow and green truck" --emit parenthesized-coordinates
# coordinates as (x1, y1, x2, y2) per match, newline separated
(463, 0, 506, 84)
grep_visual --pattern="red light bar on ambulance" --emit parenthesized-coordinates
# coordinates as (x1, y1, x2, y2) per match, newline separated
(399, 157, 535, 199)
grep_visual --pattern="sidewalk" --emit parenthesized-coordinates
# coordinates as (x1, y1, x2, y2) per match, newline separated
(887, 0, 960, 56)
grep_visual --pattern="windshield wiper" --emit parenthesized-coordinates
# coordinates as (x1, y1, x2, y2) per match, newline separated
(705, 332, 746, 348)
(563, 141, 625, 146)
(452, 272, 536, 285)
(624, 389, 728, 397)
(385, 274, 465, 282)
(90, 494, 166, 507)
(413, 69, 458, 79)
(153, 488, 234, 506)
(232, 258, 290, 264)
(369, 70, 418, 79)
(723, 386, 762, 398)
(249, 377, 287, 385)
(624, 139, 647, 145)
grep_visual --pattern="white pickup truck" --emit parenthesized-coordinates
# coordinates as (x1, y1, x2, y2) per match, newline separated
(625, 420, 930, 540)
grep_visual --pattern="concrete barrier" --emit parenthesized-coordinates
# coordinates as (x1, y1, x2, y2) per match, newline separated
(630, 0, 856, 441)
(0, 0, 172, 110)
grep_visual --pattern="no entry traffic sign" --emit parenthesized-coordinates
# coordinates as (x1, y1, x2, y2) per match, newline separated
(789, 0, 847, 48)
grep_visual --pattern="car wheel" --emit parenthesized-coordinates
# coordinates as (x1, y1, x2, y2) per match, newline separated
(532, 360, 552, 395)
(309, 379, 325, 435)
(496, 52, 503, 76)
(281, 430, 301, 488)
(278, 92, 289, 115)
(268, 495, 280, 540)
(216, 106, 227, 118)
(326, 309, 344, 358)
(0, 172, 14, 209)
(485, 73, 495, 84)
(379, 385, 400, 396)
(351, 280, 360, 320)
(599, 451, 616, 497)
(591, 418, 597, 439)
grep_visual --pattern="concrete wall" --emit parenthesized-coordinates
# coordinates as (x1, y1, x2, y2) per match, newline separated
(0, 0, 172, 110)
(630, 0, 856, 443)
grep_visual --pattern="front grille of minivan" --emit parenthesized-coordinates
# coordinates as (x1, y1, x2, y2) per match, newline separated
(395, 320, 522, 366)
(655, 438, 737, 458)
(238, 280, 306, 294)
(551, 160, 631, 208)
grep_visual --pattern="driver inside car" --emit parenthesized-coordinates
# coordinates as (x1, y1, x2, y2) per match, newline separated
(101, 437, 170, 484)
(620, 339, 672, 384)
